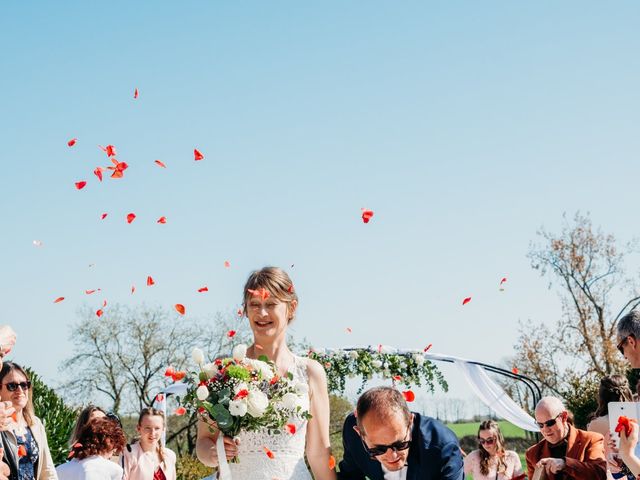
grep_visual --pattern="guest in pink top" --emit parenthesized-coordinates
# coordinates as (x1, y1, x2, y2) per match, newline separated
(463, 420, 524, 480)
(123, 408, 176, 480)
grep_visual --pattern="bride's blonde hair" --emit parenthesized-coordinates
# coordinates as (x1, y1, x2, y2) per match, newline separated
(243, 267, 298, 322)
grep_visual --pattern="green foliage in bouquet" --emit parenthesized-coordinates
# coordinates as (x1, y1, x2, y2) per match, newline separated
(307, 347, 448, 395)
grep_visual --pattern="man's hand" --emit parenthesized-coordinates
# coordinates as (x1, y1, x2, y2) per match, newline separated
(536, 457, 566, 475)
(0, 402, 15, 432)
(0, 448, 10, 480)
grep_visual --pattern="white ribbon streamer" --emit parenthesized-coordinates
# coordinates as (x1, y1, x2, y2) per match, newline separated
(216, 434, 232, 480)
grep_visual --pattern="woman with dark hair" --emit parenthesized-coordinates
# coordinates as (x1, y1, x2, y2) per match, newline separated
(68, 406, 107, 449)
(463, 420, 523, 480)
(0, 362, 56, 480)
(56, 417, 126, 480)
(587, 374, 634, 480)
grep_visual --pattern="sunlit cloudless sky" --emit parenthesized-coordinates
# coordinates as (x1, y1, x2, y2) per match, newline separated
(1, 1, 639, 409)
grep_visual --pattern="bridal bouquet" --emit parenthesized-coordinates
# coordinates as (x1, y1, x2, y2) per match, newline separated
(179, 344, 311, 440)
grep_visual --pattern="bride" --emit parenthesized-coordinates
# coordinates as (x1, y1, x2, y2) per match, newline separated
(196, 266, 336, 480)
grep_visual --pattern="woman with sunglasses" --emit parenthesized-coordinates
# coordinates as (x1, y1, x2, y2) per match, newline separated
(463, 420, 524, 480)
(0, 361, 56, 480)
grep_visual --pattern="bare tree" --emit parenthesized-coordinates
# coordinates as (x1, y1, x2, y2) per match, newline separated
(515, 212, 640, 397)
(61, 305, 251, 413)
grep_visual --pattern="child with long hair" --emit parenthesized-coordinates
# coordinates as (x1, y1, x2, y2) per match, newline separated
(123, 408, 176, 480)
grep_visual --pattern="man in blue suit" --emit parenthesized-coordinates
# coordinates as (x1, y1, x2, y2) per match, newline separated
(338, 386, 464, 480)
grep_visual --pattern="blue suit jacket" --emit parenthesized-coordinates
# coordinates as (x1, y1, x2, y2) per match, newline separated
(338, 412, 464, 480)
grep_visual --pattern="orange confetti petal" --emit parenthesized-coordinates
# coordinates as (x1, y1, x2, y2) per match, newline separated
(94, 167, 103, 182)
(101, 213, 108, 220)
(263, 446, 275, 459)
(328, 455, 336, 470)
(154, 160, 166, 168)
(53, 297, 65, 303)
(134, 87, 139, 99)
(174, 407, 186, 416)
(512, 367, 519, 375)
(100, 144, 117, 157)
(127, 213, 136, 224)
(286, 424, 296, 434)
(393, 375, 402, 381)
(402, 390, 415, 402)
(227, 330, 236, 338)
(175, 304, 185, 315)
(10, 412, 17, 422)
(361, 208, 374, 223)
(96, 309, 103, 317)
(248, 288, 270, 300)
(147, 276, 155, 286)
(224, 260, 231, 268)
(157, 216, 167, 224)
(462, 297, 472, 306)
(17, 445, 26, 458)
(172, 371, 186, 381)
(67, 138, 77, 147)
(197, 286, 208, 293)
(75, 181, 87, 190)
(194, 148, 204, 161)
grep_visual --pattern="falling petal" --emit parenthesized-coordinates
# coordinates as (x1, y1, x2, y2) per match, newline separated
(197, 287, 208, 293)
(127, 213, 136, 224)
(402, 390, 415, 402)
(500, 277, 507, 285)
(462, 297, 472, 306)
(96, 309, 103, 317)
(248, 288, 270, 300)
(286, 424, 296, 435)
(131, 285, 136, 295)
(255, 344, 263, 350)
(99, 144, 117, 157)
(53, 297, 65, 303)
(85, 289, 100, 295)
(346, 327, 352, 333)
(134, 87, 139, 99)
(155, 394, 164, 402)
(263, 447, 275, 459)
(102, 299, 107, 307)
(194, 148, 204, 161)
(328, 455, 336, 470)
(32, 240, 43, 247)
(175, 304, 185, 315)
(17, 445, 27, 458)
(224, 260, 231, 268)
(237, 308, 243, 317)
(227, 330, 236, 338)
(157, 216, 167, 224)
(101, 213, 108, 220)
(75, 181, 87, 190)
(94, 167, 104, 182)
(154, 160, 166, 168)
(288, 284, 294, 293)
(67, 138, 77, 147)
(423, 343, 432, 352)
(174, 407, 186, 416)
(512, 367, 519, 375)
(147, 276, 155, 286)
(361, 208, 374, 224)
(393, 375, 402, 381)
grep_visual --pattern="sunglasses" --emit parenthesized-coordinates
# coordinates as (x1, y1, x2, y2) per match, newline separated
(105, 412, 122, 428)
(617, 334, 635, 355)
(536, 413, 562, 429)
(3, 381, 31, 392)
(360, 423, 412, 458)
(478, 437, 496, 446)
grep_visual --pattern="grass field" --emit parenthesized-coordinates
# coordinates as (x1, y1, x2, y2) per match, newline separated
(445, 421, 527, 439)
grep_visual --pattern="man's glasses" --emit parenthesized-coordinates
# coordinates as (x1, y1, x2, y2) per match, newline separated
(536, 413, 562, 429)
(3, 381, 31, 392)
(360, 423, 412, 458)
(618, 334, 635, 355)
(478, 437, 496, 446)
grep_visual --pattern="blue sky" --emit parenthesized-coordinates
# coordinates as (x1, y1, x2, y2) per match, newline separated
(2, 1, 639, 410)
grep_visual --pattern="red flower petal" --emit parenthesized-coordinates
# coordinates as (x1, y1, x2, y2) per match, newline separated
(94, 167, 103, 182)
(197, 286, 208, 293)
(234, 389, 249, 400)
(131, 285, 136, 294)
(402, 390, 415, 402)
(194, 148, 204, 161)
(237, 308, 243, 317)
(164, 367, 176, 377)
(174, 407, 186, 416)
(263, 446, 275, 459)
(288, 284, 294, 293)
(154, 160, 166, 168)
(172, 371, 186, 381)
(17, 445, 27, 458)
(85, 289, 100, 295)
(462, 297, 472, 306)
(157, 216, 167, 224)
(99, 144, 117, 157)
(393, 375, 402, 381)
(328, 455, 336, 470)
(361, 208, 374, 224)
(101, 213, 108, 220)
(248, 288, 270, 300)
(227, 330, 236, 338)
(127, 213, 136, 224)
(423, 343, 432, 352)
(346, 327, 352, 333)
(255, 344, 263, 350)
(102, 299, 107, 307)
(53, 297, 65, 303)
(96, 309, 103, 317)
(134, 88, 139, 99)
(500, 277, 507, 285)
(155, 394, 165, 402)
(512, 367, 519, 375)
(286, 424, 296, 434)
(224, 260, 231, 268)
(147, 276, 155, 286)
(175, 304, 186, 315)
(75, 181, 87, 190)
(67, 138, 77, 147)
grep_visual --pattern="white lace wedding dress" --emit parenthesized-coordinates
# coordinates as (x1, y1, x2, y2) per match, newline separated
(227, 355, 313, 480)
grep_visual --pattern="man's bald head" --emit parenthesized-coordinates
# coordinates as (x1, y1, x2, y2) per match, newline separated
(535, 396, 565, 417)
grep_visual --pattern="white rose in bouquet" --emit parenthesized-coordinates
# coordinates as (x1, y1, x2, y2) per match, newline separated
(247, 389, 269, 417)
(371, 360, 383, 369)
(229, 399, 248, 417)
(192, 347, 205, 365)
(233, 344, 248, 362)
(348, 350, 359, 360)
(246, 358, 274, 380)
(196, 385, 209, 401)
(202, 362, 217, 378)
(280, 392, 298, 410)
(413, 353, 425, 366)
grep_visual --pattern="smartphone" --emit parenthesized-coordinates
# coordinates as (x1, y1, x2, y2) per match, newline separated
(608, 402, 640, 451)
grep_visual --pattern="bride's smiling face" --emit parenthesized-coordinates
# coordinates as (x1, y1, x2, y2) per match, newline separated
(246, 295, 297, 340)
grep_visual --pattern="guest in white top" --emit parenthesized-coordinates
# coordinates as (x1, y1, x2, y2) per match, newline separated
(463, 420, 524, 480)
(57, 417, 126, 480)
(122, 408, 176, 480)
